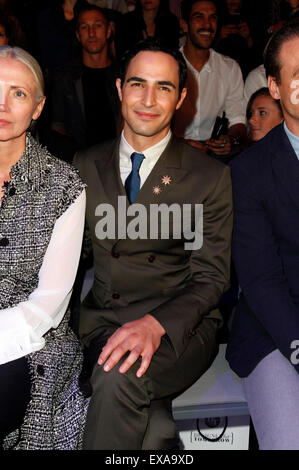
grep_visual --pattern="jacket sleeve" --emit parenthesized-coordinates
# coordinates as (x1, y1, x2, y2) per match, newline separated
(231, 157, 299, 372)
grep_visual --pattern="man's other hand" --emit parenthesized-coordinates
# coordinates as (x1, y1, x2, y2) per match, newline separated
(206, 134, 232, 156)
(98, 315, 166, 377)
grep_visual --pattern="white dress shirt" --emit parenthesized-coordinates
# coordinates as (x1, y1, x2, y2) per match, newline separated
(174, 48, 245, 141)
(243, 64, 267, 107)
(119, 130, 172, 187)
(0, 190, 86, 364)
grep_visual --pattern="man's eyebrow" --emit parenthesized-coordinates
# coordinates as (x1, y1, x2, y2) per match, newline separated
(126, 77, 176, 89)
(157, 80, 176, 89)
(126, 76, 146, 83)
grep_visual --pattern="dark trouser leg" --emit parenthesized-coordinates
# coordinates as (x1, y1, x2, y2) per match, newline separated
(83, 318, 218, 450)
(141, 398, 178, 450)
(0, 357, 31, 447)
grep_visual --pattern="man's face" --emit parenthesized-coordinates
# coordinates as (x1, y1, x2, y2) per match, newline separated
(226, 0, 241, 15)
(76, 10, 111, 54)
(185, 1, 218, 50)
(286, 0, 299, 9)
(268, 36, 299, 133)
(116, 51, 186, 147)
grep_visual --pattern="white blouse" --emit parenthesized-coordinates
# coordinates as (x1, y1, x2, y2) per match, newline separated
(0, 189, 86, 365)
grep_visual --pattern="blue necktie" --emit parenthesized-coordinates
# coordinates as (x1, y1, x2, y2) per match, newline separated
(125, 152, 145, 203)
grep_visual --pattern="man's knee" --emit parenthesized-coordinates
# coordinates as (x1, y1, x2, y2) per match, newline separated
(90, 360, 152, 406)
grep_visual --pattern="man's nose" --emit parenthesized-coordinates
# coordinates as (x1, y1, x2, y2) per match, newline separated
(142, 86, 156, 107)
(88, 25, 96, 37)
(202, 16, 212, 29)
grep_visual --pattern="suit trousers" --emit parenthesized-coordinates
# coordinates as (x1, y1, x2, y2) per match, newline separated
(82, 317, 219, 450)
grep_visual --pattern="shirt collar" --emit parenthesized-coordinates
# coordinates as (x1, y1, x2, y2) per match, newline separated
(181, 47, 213, 74)
(11, 133, 53, 190)
(120, 129, 172, 166)
(284, 121, 299, 160)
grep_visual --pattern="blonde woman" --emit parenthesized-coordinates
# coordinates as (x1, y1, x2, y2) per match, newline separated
(0, 46, 87, 450)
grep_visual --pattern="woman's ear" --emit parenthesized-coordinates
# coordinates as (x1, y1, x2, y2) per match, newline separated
(32, 96, 46, 121)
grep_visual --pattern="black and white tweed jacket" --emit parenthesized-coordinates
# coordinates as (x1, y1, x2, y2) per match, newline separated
(2, 134, 89, 450)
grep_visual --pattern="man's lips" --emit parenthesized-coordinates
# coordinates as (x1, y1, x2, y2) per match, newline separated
(134, 110, 160, 119)
(197, 30, 214, 37)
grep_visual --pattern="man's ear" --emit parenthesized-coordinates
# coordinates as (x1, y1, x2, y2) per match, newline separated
(106, 22, 112, 40)
(180, 18, 188, 34)
(116, 78, 123, 102)
(176, 87, 187, 110)
(268, 75, 281, 100)
(76, 30, 81, 44)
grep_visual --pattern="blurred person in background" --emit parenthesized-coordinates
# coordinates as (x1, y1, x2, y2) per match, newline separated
(215, 0, 262, 78)
(114, 0, 180, 58)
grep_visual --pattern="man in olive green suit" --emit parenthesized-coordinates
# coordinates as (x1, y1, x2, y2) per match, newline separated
(74, 38, 233, 450)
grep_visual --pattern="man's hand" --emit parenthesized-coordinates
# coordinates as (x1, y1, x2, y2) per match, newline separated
(98, 314, 166, 377)
(185, 139, 208, 152)
(219, 24, 239, 40)
(206, 134, 232, 156)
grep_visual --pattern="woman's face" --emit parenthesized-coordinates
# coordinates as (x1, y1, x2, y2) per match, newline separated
(0, 57, 44, 144)
(248, 94, 283, 142)
(0, 25, 8, 46)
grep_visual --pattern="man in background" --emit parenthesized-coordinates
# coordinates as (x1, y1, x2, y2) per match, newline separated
(49, 4, 119, 161)
(174, 0, 246, 161)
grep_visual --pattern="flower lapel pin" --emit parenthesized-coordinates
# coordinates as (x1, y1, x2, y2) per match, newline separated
(153, 185, 162, 195)
(161, 175, 172, 186)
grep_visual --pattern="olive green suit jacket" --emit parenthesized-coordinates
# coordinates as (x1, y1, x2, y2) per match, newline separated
(74, 135, 233, 359)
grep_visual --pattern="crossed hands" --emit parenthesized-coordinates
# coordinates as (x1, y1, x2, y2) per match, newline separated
(98, 314, 166, 378)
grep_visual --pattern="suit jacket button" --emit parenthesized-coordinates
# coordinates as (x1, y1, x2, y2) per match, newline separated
(148, 255, 155, 263)
(112, 251, 120, 258)
(112, 292, 120, 299)
(36, 365, 45, 376)
(0, 237, 9, 246)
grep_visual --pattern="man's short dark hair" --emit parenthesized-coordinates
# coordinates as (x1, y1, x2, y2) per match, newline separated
(118, 38, 187, 96)
(264, 18, 299, 84)
(181, 0, 219, 23)
(76, 3, 109, 29)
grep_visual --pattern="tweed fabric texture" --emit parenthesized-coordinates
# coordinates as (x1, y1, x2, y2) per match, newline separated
(0, 134, 84, 309)
(3, 313, 89, 450)
(1, 134, 89, 449)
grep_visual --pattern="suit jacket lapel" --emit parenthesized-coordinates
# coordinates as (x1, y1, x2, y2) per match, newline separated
(134, 136, 188, 205)
(95, 135, 188, 207)
(94, 137, 127, 209)
(75, 76, 85, 121)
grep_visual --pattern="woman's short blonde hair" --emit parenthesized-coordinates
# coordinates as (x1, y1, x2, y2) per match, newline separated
(0, 46, 44, 102)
